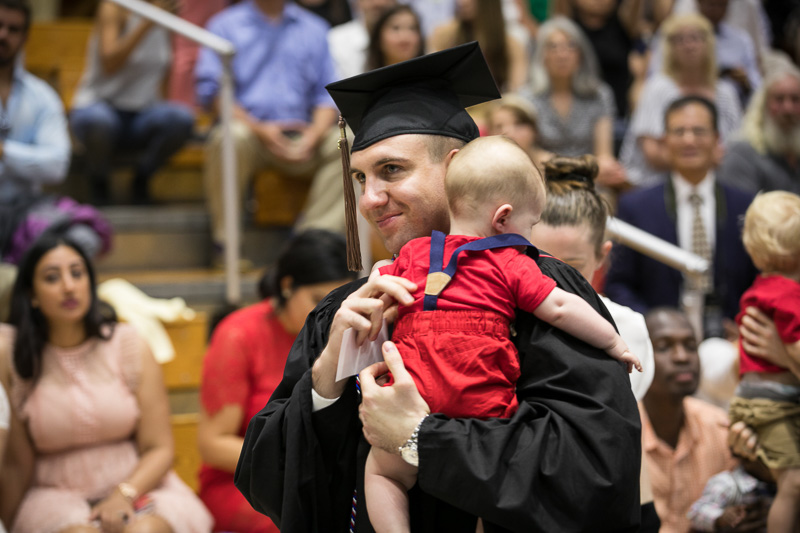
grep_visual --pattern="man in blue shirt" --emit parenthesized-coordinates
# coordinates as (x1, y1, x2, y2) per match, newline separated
(0, 0, 71, 206)
(196, 0, 342, 261)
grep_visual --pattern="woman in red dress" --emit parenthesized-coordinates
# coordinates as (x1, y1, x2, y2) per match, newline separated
(197, 230, 356, 533)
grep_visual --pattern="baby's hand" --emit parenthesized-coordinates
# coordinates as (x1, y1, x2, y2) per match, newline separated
(607, 337, 643, 373)
(618, 350, 643, 374)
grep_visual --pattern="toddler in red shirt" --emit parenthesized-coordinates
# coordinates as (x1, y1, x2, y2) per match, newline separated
(729, 191, 800, 533)
(365, 136, 641, 533)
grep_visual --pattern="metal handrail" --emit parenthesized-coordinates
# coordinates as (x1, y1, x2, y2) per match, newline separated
(109, 0, 241, 303)
(606, 216, 709, 277)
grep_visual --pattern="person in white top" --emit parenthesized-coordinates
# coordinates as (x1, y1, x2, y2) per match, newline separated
(528, 153, 659, 531)
(70, 0, 195, 205)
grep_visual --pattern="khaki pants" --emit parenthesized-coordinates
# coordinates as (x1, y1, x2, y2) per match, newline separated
(203, 120, 346, 244)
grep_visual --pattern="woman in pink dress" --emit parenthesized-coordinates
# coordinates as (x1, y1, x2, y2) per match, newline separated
(0, 227, 212, 533)
(197, 230, 356, 533)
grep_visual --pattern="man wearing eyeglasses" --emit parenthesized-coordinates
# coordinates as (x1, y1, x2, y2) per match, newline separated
(606, 95, 757, 340)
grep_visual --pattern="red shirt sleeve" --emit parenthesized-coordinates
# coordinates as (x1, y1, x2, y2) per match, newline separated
(507, 252, 557, 313)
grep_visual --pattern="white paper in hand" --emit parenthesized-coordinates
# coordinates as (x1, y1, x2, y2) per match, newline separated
(336, 321, 389, 381)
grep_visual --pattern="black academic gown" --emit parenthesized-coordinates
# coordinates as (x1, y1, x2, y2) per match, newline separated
(235, 252, 642, 532)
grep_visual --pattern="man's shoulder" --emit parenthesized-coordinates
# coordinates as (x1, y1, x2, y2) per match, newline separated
(684, 396, 729, 429)
(718, 180, 756, 209)
(724, 139, 759, 157)
(618, 184, 665, 212)
(15, 70, 62, 108)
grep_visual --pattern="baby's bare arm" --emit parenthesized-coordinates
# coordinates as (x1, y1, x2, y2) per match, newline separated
(534, 288, 642, 372)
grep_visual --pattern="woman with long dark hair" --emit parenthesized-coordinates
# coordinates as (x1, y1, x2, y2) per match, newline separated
(0, 227, 212, 532)
(197, 230, 356, 533)
(428, 0, 528, 92)
(365, 4, 425, 71)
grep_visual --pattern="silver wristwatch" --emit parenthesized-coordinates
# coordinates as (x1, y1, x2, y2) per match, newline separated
(399, 414, 429, 467)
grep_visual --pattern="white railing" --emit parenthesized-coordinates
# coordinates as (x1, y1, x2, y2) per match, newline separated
(109, 0, 241, 303)
(606, 216, 709, 278)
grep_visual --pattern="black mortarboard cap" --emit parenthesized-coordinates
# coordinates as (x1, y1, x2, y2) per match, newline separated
(326, 41, 501, 152)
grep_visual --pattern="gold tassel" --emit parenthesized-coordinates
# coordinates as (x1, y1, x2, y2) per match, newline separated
(338, 116, 363, 272)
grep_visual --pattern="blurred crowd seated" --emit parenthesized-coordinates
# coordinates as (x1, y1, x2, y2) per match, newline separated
(1, 0, 800, 531)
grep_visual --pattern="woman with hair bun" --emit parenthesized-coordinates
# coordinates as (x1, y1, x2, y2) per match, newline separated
(197, 230, 356, 533)
(529, 154, 659, 531)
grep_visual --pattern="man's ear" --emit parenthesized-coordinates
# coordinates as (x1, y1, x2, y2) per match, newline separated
(443, 148, 460, 167)
(491, 204, 513, 233)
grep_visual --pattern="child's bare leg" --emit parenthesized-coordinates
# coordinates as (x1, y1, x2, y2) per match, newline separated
(365, 446, 418, 533)
(768, 467, 800, 533)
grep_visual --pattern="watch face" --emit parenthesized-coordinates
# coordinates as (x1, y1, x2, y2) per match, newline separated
(401, 447, 419, 466)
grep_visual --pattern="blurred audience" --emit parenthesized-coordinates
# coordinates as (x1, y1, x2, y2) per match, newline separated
(671, 0, 771, 69)
(70, 0, 195, 205)
(555, 0, 645, 120)
(365, 4, 424, 70)
(196, 0, 343, 266)
(485, 94, 553, 167)
(328, 0, 397, 80)
(168, 0, 228, 107)
(0, 227, 212, 532)
(427, 0, 528, 92)
(720, 59, 800, 195)
(639, 307, 737, 533)
(523, 17, 626, 187)
(197, 230, 354, 533)
(0, 0, 110, 285)
(0, 0, 69, 211)
(649, 0, 762, 103)
(620, 13, 742, 186)
(606, 97, 756, 337)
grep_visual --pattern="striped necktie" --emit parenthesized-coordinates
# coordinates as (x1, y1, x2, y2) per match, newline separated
(689, 192, 712, 293)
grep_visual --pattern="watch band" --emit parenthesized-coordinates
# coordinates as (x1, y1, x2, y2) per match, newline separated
(399, 414, 429, 466)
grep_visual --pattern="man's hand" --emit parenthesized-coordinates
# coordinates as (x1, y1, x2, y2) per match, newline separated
(739, 307, 789, 367)
(359, 341, 430, 454)
(311, 273, 417, 399)
(254, 122, 295, 160)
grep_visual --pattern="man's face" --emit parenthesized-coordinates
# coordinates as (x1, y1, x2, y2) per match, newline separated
(664, 103, 719, 180)
(0, 6, 26, 67)
(645, 310, 701, 401)
(765, 75, 800, 131)
(351, 135, 451, 255)
(697, 0, 728, 25)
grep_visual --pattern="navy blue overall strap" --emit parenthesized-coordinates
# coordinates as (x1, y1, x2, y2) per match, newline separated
(423, 230, 537, 311)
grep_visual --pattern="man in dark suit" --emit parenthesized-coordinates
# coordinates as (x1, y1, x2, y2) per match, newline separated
(605, 96, 757, 338)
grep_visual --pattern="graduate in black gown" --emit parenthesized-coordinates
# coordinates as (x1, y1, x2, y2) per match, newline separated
(235, 42, 642, 533)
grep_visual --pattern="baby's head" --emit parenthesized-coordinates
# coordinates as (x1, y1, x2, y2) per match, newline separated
(445, 136, 546, 235)
(742, 191, 800, 276)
